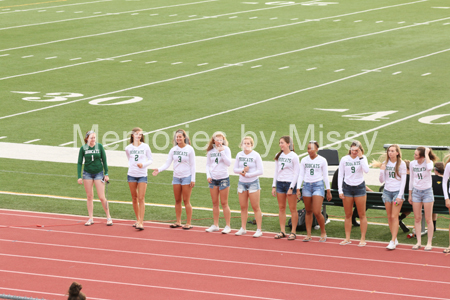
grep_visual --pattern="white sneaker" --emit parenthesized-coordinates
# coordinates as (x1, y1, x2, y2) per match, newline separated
(221, 226, 231, 234)
(386, 240, 396, 250)
(205, 225, 219, 232)
(253, 229, 262, 238)
(395, 238, 399, 246)
(235, 227, 247, 236)
(314, 225, 320, 230)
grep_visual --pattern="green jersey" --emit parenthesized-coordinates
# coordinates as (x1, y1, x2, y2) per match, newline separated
(77, 143, 108, 178)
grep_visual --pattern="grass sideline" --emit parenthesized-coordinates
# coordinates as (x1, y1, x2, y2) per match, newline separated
(1, 158, 449, 248)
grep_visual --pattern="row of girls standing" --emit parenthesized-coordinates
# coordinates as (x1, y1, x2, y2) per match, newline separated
(77, 130, 330, 240)
(154, 131, 264, 236)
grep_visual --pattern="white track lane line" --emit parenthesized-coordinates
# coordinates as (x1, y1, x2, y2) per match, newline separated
(0, 287, 111, 300)
(1, 252, 450, 287)
(2, 226, 449, 265)
(0, 0, 426, 52)
(0, 244, 449, 298)
(0, 270, 286, 300)
(1, 252, 450, 299)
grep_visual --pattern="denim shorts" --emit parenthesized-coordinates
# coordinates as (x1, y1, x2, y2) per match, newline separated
(342, 181, 366, 198)
(238, 179, 261, 193)
(172, 175, 192, 185)
(302, 180, 324, 197)
(412, 188, 434, 203)
(83, 170, 103, 181)
(276, 181, 297, 194)
(209, 177, 230, 190)
(127, 175, 148, 183)
(382, 189, 404, 204)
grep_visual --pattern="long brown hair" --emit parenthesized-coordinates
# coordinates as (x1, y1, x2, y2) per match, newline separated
(206, 131, 228, 152)
(416, 146, 437, 162)
(173, 129, 190, 146)
(275, 136, 295, 161)
(129, 127, 145, 144)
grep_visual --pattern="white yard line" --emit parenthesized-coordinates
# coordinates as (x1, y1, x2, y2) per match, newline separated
(0, 0, 426, 52)
(0, 0, 315, 32)
(0, 0, 219, 31)
(0, 0, 112, 15)
(2, 11, 448, 84)
(103, 48, 450, 150)
(1, 36, 450, 133)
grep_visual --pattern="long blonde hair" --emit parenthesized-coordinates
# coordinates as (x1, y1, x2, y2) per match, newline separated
(206, 131, 228, 151)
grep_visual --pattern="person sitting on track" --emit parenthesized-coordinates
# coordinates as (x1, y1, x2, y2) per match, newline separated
(205, 131, 232, 234)
(152, 129, 196, 230)
(272, 136, 299, 241)
(77, 130, 113, 226)
(296, 141, 331, 243)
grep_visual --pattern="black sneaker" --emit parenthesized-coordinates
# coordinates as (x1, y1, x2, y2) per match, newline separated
(399, 220, 409, 233)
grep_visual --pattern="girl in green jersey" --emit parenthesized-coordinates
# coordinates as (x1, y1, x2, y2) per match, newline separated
(77, 131, 113, 226)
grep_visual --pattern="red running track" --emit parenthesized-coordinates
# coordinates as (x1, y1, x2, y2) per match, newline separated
(0, 209, 449, 300)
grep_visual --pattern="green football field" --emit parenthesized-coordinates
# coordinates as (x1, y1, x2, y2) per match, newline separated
(1, 0, 450, 244)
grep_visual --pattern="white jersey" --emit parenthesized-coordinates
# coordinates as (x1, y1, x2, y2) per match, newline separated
(272, 151, 300, 188)
(409, 160, 433, 191)
(379, 160, 407, 199)
(125, 143, 153, 177)
(233, 150, 264, 183)
(206, 145, 232, 180)
(158, 144, 196, 182)
(338, 155, 369, 194)
(297, 155, 330, 189)
(442, 164, 450, 199)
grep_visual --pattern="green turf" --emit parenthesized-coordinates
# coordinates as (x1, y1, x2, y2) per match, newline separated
(1, 0, 450, 247)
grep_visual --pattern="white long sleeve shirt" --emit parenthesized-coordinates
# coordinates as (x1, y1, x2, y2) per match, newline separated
(272, 151, 300, 188)
(233, 150, 264, 183)
(442, 164, 450, 199)
(206, 146, 232, 180)
(158, 144, 196, 182)
(409, 160, 433, 191)
(338, 155, 369, 194)
(379, 160, 407, 199)
(297, 155, 330, 190)
(125, 143, 153, 177)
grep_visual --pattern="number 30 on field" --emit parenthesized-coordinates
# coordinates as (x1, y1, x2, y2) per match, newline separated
(16, 91, 142, 105)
